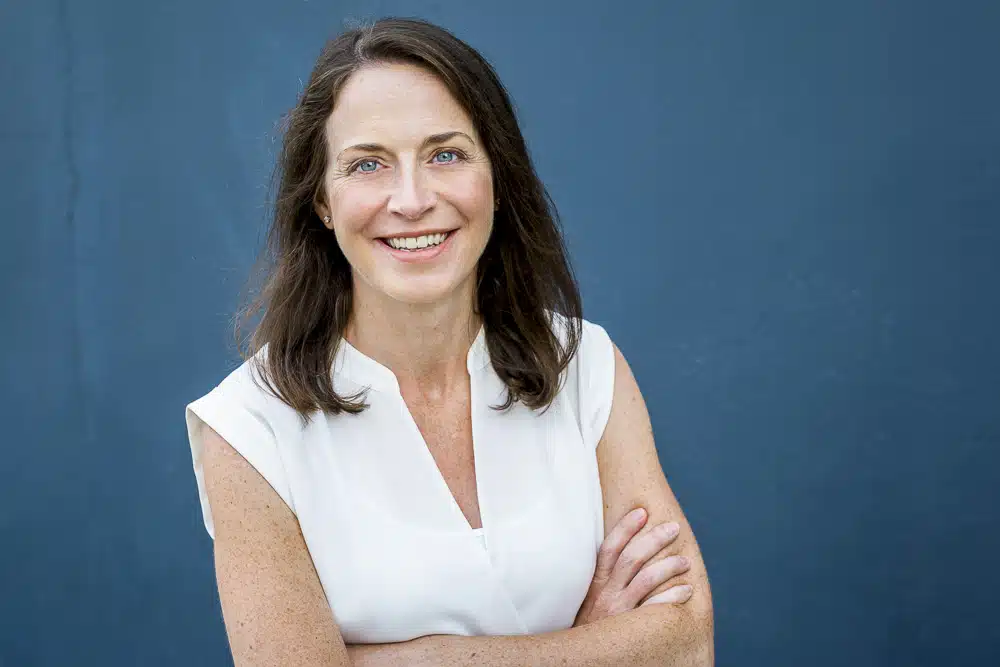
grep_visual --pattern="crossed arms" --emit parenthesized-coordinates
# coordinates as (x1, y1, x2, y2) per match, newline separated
(201, 344, 713, 666)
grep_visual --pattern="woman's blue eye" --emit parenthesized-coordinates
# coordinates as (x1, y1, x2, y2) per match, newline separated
(356, 160, 379, 173)
(434, 151, 457, 163)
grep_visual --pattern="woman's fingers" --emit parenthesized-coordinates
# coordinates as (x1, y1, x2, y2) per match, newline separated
(593, 508, 648, 583)
(606, 520, 681, 591)
(626, 554, 691, 608)
(640, 584, 694, 606)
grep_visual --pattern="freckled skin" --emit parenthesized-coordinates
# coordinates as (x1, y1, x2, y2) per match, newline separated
(402, 381, 481, 529)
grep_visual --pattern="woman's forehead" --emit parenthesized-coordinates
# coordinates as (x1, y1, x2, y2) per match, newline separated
(327, 63, 477, 151)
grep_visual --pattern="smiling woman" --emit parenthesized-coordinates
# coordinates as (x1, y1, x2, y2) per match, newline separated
(184, 17, 712, 667)
(319, 66, 495, 308)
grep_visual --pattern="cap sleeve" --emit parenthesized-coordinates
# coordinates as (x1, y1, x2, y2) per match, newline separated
(184, 361, 295, 540)
(576, 319, 617, 450)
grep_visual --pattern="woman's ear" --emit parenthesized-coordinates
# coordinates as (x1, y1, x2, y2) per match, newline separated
(314, 199, 333, 229)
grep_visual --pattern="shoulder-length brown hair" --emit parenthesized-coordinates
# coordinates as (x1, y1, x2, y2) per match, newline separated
(236, 17, 583, 417)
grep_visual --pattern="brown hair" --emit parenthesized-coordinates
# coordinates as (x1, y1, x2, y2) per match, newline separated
(236, 17, 582, 417)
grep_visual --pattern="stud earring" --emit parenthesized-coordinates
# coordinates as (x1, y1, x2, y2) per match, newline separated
(323, 215, 331, 223)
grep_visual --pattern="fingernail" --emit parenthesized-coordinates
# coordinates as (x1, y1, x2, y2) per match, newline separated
(661, 522, 680, 538)
(678, 585, 693, 599)
(631, 508, 647, 522)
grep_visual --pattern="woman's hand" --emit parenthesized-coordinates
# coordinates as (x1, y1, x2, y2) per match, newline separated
(573, 507, 693, 627)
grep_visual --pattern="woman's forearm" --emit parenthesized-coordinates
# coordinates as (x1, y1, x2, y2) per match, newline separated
(346, 603, 713, 667)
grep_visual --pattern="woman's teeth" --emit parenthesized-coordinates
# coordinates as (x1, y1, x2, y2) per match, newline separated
(385, 232, 449, 250)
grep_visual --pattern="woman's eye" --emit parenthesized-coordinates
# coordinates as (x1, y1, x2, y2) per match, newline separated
(355, 160, 380, 174)
(433, 151, 458, 164)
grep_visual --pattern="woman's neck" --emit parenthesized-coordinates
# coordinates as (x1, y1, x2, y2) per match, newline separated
(345, 281, 481, 398)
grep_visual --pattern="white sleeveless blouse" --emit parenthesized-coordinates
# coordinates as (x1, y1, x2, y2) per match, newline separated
(185, 318, 615, 643)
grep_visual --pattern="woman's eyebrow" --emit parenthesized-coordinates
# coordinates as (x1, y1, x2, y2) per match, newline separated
(337, 131, 475, 160)
(423, 130, 474, 147)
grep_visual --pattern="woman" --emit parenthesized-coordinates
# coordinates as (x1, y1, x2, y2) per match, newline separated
(185, 17, 713, 666)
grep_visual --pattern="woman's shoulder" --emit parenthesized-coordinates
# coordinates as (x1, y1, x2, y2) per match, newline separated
(194, 344, 303, 430)
(545, 312, 617, 449)
(185, 344, 302, 540)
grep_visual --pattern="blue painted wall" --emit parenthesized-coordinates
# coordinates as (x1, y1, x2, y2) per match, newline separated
(2, 1, 997, 664)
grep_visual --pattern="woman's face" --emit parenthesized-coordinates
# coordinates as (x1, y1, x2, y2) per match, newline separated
(318, 63, 495, 308)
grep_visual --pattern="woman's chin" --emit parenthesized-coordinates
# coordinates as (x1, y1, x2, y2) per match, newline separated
(378, 275, 467, 307)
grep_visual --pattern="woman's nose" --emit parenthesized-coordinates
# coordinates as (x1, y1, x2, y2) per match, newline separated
(386, 165, 436, 219)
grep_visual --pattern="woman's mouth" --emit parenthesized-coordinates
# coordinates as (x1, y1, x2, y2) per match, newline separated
(380, 231, 451, 251)
(377, 230, 455, 262)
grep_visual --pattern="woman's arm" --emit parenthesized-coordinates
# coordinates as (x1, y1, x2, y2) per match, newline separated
(201, 425, 353, 666)
(348, 343, 714, 667)
(348, 601, 708, 667)
(594, 343, 714, 656)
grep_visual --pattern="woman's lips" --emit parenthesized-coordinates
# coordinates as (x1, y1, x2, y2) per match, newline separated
(377, 230, 456, 263)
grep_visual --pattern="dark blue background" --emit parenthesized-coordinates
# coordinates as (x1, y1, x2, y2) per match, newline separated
(2, 1, 998, 664)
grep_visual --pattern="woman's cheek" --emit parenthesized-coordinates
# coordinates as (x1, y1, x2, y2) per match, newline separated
(333, 185, 384, 235)
(447, 168, 494, 217)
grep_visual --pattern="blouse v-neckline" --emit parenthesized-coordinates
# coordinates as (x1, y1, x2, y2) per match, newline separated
(334, 327, 492, 537)
(334, 325, 490, 392)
